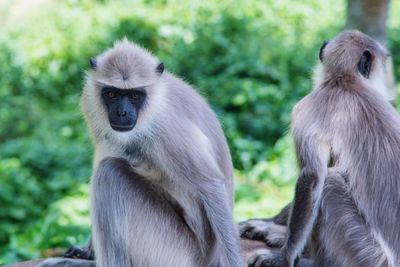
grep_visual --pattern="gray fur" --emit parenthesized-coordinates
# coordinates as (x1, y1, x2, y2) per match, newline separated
(291, 30, 399, 266)
(82, 39, 242, 267)
(244, 31, 399, 267)
(37, 258, 95, 267)
(314, 169, 391, 267)
(239, 204, 290, 247)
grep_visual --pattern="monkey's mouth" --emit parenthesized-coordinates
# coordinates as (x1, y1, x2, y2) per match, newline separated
(110, 124, 135, 132)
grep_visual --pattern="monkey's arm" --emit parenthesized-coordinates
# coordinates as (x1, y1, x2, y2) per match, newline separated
(160, 128, 243, 267)
(198, 178, 243, 266)
(281, 135, 329, 266)
(273, 204, 291, 225)
(248, 130, 329, 267)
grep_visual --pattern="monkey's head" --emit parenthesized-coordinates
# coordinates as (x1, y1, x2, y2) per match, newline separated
(82, 39, 166, 140)
(317, 30, 388, 88)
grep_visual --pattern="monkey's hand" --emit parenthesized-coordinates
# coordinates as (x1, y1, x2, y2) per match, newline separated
(239, 219, 286, 248)
(64, 245, 94, 260)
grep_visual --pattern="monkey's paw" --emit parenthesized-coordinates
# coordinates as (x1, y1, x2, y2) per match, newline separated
(64, 246, 94, 260)
(248, 249, 285, 267)
(239, 219, 286, 248)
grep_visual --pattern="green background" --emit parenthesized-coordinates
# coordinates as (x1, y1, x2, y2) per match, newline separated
(1, 0, 399, 263)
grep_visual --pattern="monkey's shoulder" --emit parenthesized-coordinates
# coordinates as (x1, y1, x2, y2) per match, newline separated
(291, 93, 319, 122)
(162, 73, 214, 110)
(162, 73, 225, 133)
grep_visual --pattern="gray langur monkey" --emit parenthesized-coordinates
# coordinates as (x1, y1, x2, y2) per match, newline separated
(39, 39, 243, 267)
(240, 30, 400, 267)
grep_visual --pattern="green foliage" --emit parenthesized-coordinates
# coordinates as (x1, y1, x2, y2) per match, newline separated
(389, 0, 400, 84)
(2, 186, 90, 263)
(0, 0, 399, 264)
(234, 135, 298, 221)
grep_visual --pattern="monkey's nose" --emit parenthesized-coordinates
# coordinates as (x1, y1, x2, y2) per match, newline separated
(117, 110, 127, 117)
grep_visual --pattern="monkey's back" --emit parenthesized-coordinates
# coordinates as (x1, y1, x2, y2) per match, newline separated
(156, 72, 234, 205)
(293, 82, 400, 256)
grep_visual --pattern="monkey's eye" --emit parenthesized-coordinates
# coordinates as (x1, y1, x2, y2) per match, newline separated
(107, 92, 116, 98)
(130, 92, 142, 102)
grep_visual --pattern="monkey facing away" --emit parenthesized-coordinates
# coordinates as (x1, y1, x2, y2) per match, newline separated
(39, 39, 243, 267)
(240, 30, 400, 267)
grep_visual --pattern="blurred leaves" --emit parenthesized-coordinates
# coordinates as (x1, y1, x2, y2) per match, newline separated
(0, 0, 399, 263)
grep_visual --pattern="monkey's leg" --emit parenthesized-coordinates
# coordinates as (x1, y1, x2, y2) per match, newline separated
(239, 204, 291, 248)
(91, 157, 198, 267)
(314, 171, 392, 267)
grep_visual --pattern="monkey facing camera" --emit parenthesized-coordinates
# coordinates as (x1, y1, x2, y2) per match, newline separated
(240, 30, 400, 267)
(38, 39, 243, 267)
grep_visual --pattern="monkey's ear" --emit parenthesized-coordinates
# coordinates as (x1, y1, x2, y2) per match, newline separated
(90, 57, 97, 70)
(319, 40, 329, 62)
(156, 62, 164, 75)
(358, 50, 372, 78)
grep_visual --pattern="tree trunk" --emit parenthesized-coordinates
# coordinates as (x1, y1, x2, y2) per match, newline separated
(345, 0, 396, 101)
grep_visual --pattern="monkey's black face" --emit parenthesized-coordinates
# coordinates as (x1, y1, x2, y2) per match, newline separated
(101, 86, 146, 132)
